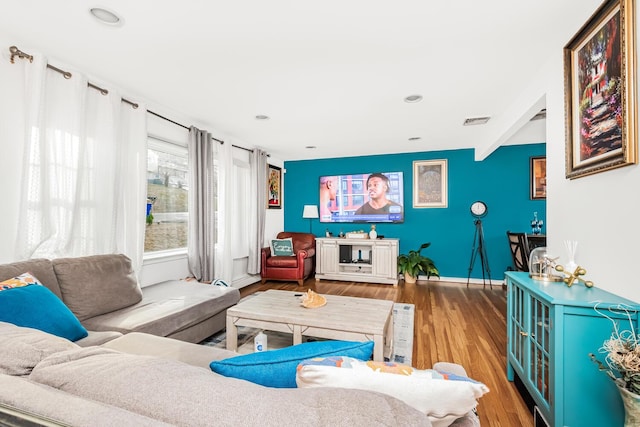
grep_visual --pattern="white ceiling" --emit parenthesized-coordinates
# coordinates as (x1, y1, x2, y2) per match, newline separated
(1, 0, 604, 160)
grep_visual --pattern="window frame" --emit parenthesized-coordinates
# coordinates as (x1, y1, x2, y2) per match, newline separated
(144, 135, 190, 258)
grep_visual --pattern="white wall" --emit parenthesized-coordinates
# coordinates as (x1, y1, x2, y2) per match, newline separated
(546, 7, 640, 302)
(0, 32, 26, 263)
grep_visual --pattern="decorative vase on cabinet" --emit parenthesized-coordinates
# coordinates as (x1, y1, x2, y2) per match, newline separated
(505, 272, 640, 427)
(369, 224, 377, 240)
(619, 386, 640, 427)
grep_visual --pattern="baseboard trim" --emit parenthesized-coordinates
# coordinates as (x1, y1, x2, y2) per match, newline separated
(232, 275, 261, 289)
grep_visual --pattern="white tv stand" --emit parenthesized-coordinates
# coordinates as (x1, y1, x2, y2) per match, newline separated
(315, 237, 399, 286)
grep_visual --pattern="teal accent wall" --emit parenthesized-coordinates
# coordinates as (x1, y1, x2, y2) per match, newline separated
(284, 144, 546, 281)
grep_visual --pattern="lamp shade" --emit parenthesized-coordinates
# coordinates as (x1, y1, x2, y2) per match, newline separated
(302, 205, 319, 219)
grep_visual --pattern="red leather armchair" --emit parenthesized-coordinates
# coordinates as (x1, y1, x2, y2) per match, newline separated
(261, 232, 316, 286)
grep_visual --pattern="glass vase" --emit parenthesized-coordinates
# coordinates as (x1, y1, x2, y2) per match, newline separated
(618, 386, 640, 426)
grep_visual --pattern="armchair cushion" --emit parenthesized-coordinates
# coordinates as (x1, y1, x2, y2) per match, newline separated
(266, 256, 299, 268)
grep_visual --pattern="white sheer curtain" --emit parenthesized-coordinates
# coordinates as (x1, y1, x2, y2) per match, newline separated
(215, 139, 234, 282)
(16, 56, 147, 272)
(247, 149, 267, 274)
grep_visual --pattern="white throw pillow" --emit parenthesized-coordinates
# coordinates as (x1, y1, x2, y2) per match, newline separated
(296, 356, 489, 427)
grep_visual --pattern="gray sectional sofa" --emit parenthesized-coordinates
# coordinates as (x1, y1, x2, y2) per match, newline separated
(0, 322, 431, 426)
(0, 254, 482, 426)
(0, 254, 240, 345)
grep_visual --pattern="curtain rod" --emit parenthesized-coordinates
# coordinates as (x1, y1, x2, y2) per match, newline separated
(8, 45, 261, 154)
(10, 46, 140, 109)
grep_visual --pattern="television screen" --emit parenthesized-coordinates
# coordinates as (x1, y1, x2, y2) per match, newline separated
(319, 172, 404, 223)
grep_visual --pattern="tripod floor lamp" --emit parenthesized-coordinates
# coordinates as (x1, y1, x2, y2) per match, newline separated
(302, 205, 319, 234)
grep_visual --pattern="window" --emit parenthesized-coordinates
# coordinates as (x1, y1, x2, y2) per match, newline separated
(145, 137, 189, 253)
(231, 158, 250, 259)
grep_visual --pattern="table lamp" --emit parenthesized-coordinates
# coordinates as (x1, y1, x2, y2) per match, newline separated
(302, 205, 319, 234)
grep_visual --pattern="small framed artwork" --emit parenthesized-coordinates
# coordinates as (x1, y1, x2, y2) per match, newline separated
(530, 156, 547, 200)
(563, 0, 637, 179)
(413, 159, 448, 208)
(267, 164, 282, 209)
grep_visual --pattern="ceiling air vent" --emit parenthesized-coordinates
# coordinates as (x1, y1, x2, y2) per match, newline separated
(463, 116, 490, 126)
(530, 108, 547, 121)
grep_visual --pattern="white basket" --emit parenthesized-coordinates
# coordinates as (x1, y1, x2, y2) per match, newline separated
(345, 232, 368, 239)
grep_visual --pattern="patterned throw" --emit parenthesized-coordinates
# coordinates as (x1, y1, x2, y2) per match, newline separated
(0, 272, 42, 291)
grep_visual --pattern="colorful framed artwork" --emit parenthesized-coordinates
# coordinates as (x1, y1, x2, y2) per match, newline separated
(267, 164, 282, 209)
(413, 159, 448, 208)
(563, 0, 637, 179)
(530, 156, 547, 200)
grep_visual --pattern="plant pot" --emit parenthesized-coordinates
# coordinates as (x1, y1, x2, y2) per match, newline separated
(618, 386, 640, 426)
(403, 272, 417, 284)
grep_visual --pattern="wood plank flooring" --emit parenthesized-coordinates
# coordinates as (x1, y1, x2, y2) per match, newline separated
(240, 278, 532, 427)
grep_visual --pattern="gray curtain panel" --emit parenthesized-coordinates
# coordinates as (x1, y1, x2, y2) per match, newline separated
(187, 126, 216, 282)
(247, 149, 268, 274)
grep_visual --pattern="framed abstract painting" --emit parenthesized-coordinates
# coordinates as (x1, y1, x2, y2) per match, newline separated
(563, 0, 637, 179)
(530, 156, 547, 200)
(413, 159, 448, 208)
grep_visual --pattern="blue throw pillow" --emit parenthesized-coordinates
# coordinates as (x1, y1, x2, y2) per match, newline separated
(0, 284, 88, 341)
(210, 340, 374, 388)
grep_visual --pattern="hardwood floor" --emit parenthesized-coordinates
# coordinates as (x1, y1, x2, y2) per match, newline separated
(240, 278, 533, 427)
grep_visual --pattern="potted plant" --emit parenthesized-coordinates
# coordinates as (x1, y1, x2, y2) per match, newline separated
(397, 242, 439, 284)
(590, 316, 640, 425)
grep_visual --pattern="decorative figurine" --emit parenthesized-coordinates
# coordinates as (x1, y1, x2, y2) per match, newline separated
(555, 264, 594, 288)
(531, 212, 543, 235)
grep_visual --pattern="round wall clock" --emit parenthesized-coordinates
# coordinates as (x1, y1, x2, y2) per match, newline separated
(470, 200, 488, 218)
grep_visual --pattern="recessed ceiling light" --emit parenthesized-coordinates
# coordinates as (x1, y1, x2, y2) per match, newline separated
(463, 116, 491, 126)
(408, 137, 422, 141)
(89, 8, 123, 26)
(404, 95, 423, 103)
(255, 115, 270, 120)
(305, 146, 316, 149)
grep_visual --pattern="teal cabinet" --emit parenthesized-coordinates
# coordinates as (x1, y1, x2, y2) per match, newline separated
(505, 272, 640, 426)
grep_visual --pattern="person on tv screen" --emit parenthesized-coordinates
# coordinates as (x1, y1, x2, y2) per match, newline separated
(355, 173, 402, 215)
(319, 176, 337, 220)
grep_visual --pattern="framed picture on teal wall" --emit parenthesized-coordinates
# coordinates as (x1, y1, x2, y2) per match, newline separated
(530, 156, 546, 200)
(267, 164, 282, 209)
(563, 0, 637, 179)
(413, 159, 447, 208)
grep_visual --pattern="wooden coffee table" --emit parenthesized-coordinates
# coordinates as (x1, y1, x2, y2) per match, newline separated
(226, 290, 394, 361)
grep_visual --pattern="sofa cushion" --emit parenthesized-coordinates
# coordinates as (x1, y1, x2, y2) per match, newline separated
(0, 258, 63, 299)
(81, 280, 240, 338)
(52, 254, 142, 321)
(0, 321, 79, 376)
(210, 340, 374, 388)
(0, 285, 88, 342)
(30, 346, 428, 426)
(74, 330, 124, 347)
(102, 332, 238, 369)
(0, 375, 170, 426)
(270, 238, 295, 256)
(296, 356, 489, 427)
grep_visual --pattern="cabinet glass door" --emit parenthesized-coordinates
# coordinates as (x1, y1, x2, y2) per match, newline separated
(509, 284, 527, 371)
(530, 297, 550, 406)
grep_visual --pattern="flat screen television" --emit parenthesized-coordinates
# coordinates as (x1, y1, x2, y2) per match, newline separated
(319, 172, 404, 223)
